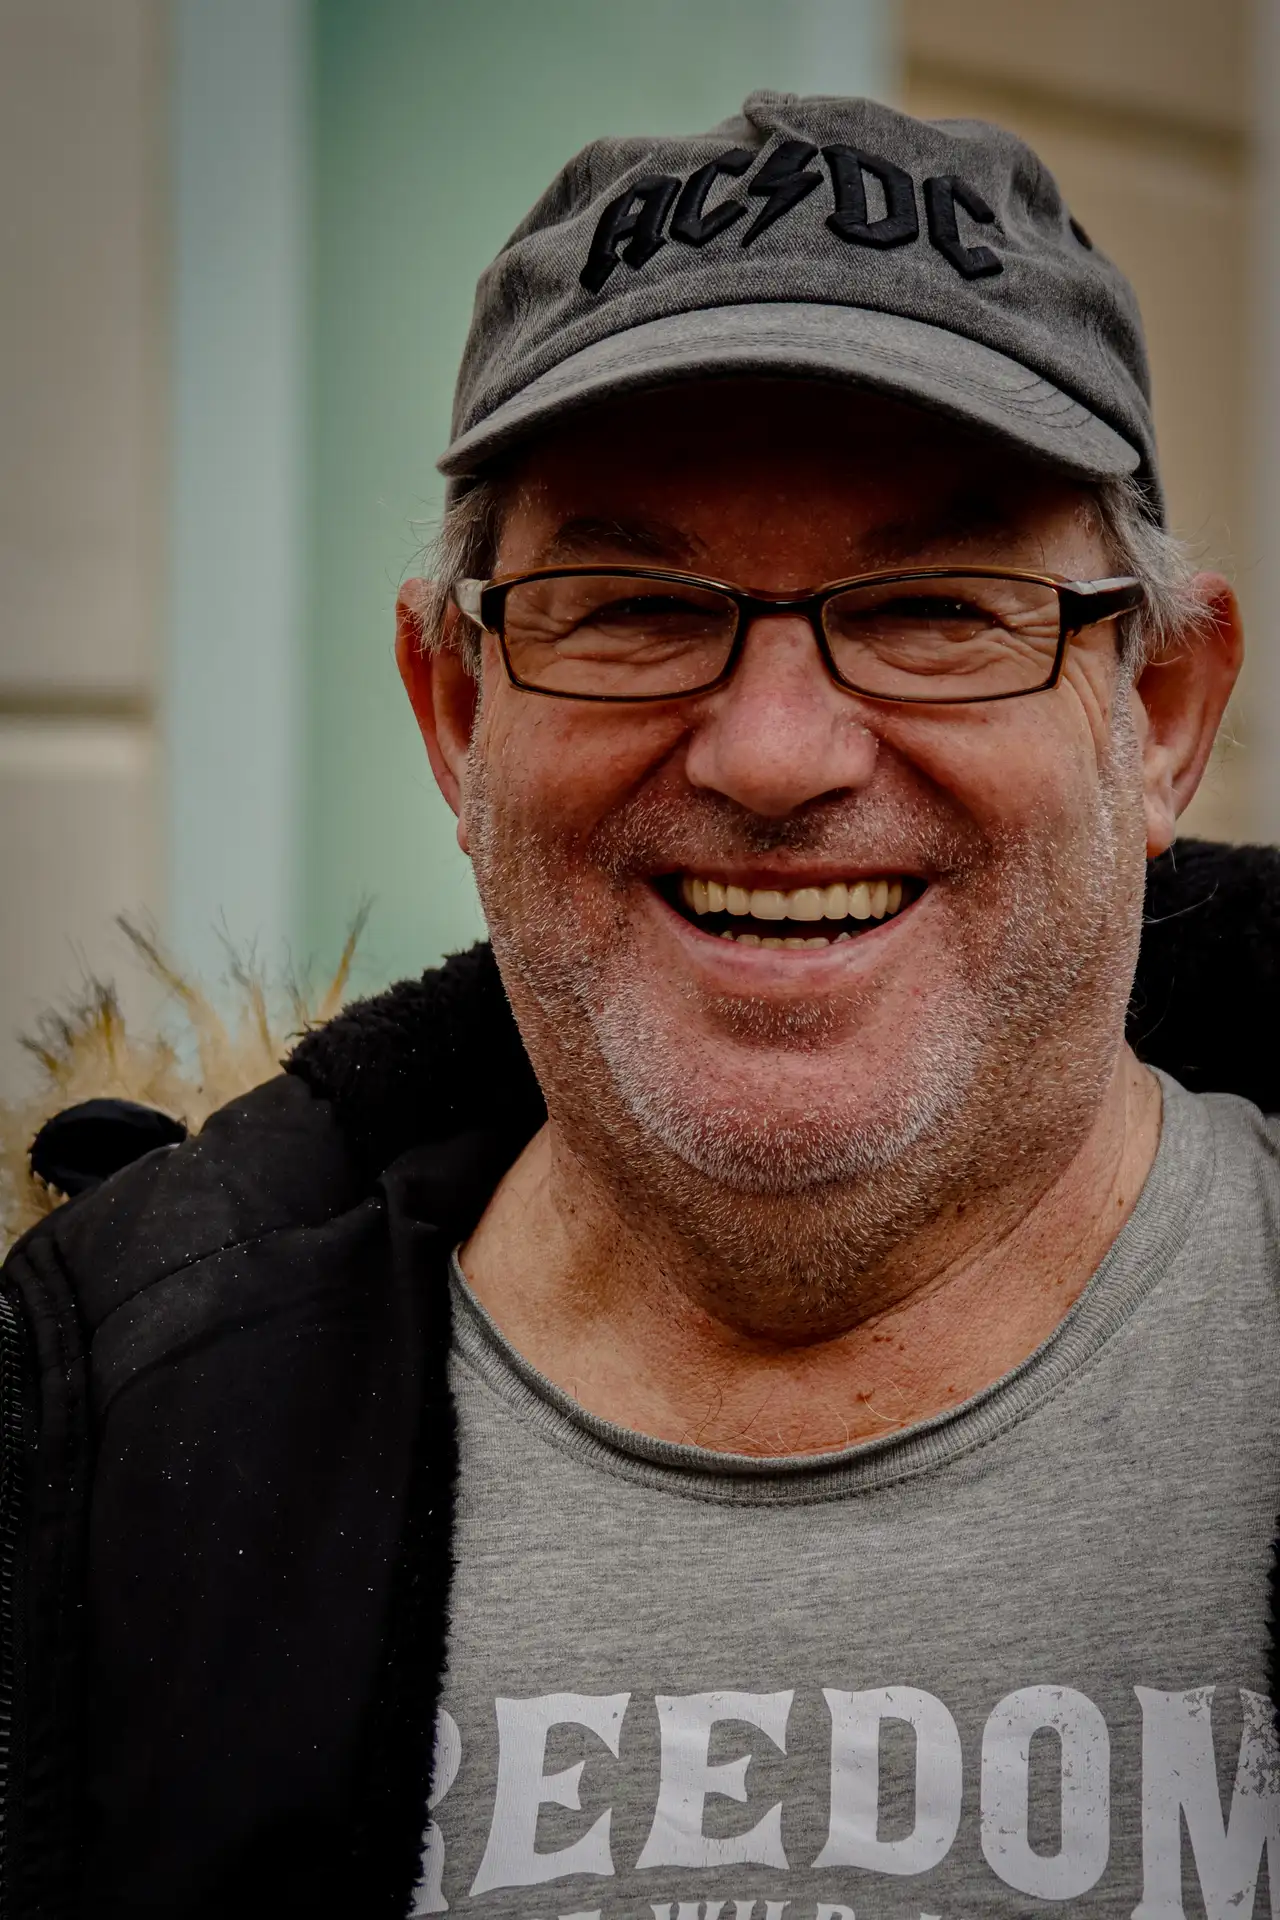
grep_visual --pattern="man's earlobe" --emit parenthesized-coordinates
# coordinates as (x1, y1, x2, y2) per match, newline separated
(1135, 571, 1242, 858)
(395, 580, 479, 840)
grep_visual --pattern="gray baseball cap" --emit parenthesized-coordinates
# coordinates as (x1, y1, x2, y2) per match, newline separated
(440, 92, 1161, 519)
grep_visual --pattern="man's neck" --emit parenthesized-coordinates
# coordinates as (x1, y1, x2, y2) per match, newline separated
(459, 1050, 1162, 1456)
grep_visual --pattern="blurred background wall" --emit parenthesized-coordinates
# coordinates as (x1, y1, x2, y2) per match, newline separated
(0, 0, 1272, 1087)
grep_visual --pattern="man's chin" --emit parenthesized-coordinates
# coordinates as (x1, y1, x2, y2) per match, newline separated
(587, 1009, 981, 1197)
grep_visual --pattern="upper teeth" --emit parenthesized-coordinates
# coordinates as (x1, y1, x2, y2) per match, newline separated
(680, 876, 906, 921)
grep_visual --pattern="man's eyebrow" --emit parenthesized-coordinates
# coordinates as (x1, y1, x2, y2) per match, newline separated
(857, 492, 1025, 569)
(534, 492, 1031, 575)
(539, 515, 705, 566)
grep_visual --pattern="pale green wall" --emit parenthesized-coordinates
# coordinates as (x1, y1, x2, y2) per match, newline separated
(169, 0, 308, 980)
(307, 0, 894, 989)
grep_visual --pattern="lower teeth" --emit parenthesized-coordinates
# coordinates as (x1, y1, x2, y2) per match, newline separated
(718, 930, 851, 948)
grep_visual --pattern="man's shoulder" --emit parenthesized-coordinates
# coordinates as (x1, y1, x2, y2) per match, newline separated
(1187, 1079, 1280, 1183)
(1162, 1074, 1280, 1267)
(3, 1072, 368, 1383)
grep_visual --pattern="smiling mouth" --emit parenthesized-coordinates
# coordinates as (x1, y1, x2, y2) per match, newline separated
(661, 873, 925, 947)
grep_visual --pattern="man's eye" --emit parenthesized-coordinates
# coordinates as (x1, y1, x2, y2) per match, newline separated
(878, 595, 992, 623)
(590, 595, 711, 622)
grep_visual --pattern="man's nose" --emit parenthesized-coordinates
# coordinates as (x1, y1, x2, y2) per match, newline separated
(683, 614, 880, 816)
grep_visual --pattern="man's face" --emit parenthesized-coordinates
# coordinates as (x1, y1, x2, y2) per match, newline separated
(435, 382, 1160, 1310)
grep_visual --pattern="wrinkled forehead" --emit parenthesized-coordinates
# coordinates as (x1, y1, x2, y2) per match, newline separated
(496, 378, 1101, 579)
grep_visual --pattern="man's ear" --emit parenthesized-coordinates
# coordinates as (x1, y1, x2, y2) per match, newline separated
(1134, 571, 1243, 858)
(395, 579, 480, 848)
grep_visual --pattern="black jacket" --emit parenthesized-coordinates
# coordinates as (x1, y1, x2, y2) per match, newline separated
(2, 838, 1280, 1920)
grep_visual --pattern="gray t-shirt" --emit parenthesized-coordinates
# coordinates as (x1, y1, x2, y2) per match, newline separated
(416, 1075, 1280, 1920)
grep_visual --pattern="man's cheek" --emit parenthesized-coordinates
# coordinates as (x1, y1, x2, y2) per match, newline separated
(485, 739, 601, 839)
(901, 715, 1084, 835)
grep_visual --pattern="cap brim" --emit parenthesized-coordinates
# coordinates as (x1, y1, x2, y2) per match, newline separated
(439, 301, 1142, 486)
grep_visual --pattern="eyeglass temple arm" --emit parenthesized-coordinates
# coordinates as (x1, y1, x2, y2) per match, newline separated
(1058, 575, 1145, 637)
(453, 580, 486, 625)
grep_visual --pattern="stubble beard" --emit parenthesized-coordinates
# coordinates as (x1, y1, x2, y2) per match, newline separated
(465, 719, 1147, 1336)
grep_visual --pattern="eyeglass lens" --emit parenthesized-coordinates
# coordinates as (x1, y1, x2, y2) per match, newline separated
(499, 572, 1064, 702)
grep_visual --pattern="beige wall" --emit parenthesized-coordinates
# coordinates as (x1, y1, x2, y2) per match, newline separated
(904, 0, 1256, 844)
(0, 0, 168, 1089)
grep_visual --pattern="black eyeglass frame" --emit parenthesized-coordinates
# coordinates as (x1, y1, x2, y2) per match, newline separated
(453, 565, 1147, 707)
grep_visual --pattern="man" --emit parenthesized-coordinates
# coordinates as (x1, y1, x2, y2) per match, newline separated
(2, 90, 1277, 1920)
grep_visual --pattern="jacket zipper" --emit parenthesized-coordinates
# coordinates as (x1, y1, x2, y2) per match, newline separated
(0, 1285, 28, 1903)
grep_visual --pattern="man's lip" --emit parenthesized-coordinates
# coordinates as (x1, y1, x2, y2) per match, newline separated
(650, 864, 930, 890)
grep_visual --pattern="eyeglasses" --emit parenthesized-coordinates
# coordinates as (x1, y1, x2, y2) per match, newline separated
(452, 566, 1145, 707)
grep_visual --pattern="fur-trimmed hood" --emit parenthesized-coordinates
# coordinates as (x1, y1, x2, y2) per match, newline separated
(0, 921, 362, 1248)
(4, 837, 1279, 1250)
